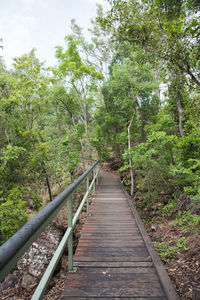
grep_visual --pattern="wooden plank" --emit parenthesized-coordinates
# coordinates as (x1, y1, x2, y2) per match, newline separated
(73, 261, 153, 268)
(82, 225, 137, 229)
(68, 267, 156, 274)
(95, 196, 126, 199)
(81, 229, 139, 233)
(82, 225, 136, 229)
(62, 287, 165, 297)
(75, 247, 149, 257)
(79, 235, 143, 240)
(81, 225, 139, 229)
(80, 233, 140, 237)
(78, 238, 143, 242)
(72, 256, 151, 262)
(83, 222, 136, 226)
(84, 220, 135, 223)
(75, 247, 148, 256)
(77, 241, 144, 247)
(66, 278, 161, 289)
(80, 232, 140, 235)
(87, 219, 134, 221)
(62, 297, 167, 300)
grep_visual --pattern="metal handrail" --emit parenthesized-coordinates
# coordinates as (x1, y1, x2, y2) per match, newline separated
(0, 160, 100, 299)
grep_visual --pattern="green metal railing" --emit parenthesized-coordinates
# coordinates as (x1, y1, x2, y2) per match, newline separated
(0, 160, 100, 299)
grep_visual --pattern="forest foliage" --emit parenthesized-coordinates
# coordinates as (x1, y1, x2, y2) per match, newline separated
(0, 0, 199, 245)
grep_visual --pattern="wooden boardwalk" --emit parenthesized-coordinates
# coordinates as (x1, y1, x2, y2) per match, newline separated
(62, 171, 179, 299)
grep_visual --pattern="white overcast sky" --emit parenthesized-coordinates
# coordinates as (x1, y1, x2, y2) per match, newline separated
(0, 0, 110, 69)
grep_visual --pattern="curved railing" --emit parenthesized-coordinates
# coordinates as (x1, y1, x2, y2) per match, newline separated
(0, 160, 100, 299)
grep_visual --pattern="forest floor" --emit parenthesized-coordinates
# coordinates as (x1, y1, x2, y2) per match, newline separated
(141, 209, 200, 299)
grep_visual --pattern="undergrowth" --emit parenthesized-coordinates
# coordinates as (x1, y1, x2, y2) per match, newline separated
(170, 211, 200, 227)
(153, 236, 189, 263)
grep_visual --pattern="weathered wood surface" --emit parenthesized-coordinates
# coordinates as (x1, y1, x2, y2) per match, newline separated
(62, 171, 179, 300)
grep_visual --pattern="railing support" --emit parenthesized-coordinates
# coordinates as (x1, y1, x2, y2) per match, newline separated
(86, 175, 89, 216)
(0, 160, 100, 299)
(93, 169, 95, 194)
(97, 165, 99, 184)
(68, 195, 73, 271)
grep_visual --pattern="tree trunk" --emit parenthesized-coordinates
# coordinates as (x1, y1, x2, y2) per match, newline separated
(83, 102, 92, 159)
(176, 91, 183, 137)
(80, 139, 86, 170)
(154, 63, 162, 99)
(128, 119, 134, 196)
(69, 172, 73, 184)
(41, 163, 52, 202)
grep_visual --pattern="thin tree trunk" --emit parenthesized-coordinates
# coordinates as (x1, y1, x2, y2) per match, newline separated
(41, 163, 52, 202)
(74, 82, 92, 160)
(69, 172, 73, 184)
(128, 118, 134, 196)
(72, 114, 86, 170)
(176, 91, 183, 137)
(80, 139, 86, 170)
(84, 103, 92, 159)
(154, 63, 162, 99)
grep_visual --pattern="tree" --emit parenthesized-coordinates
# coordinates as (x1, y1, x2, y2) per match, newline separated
(70, 4, 114, 79)
(55, 35, 103, 159)
(98, 48, 160, 159)
(100, 0, 200, 87)
(123, 110, 177, 203)
(0, 50, 52, 243)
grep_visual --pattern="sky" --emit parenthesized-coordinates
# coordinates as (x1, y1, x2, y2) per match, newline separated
(0, 0, 110, 69)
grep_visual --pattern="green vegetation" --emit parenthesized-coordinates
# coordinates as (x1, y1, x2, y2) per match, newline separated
(0, 188, 28, 244)
(153, 236, 189, 262)
(0, 1, 199, 245)
(171, 211, 200, 227)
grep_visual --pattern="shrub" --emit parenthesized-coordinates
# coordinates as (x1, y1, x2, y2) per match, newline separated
(0, 187, 28, 245)
(159, 199, 177, 217)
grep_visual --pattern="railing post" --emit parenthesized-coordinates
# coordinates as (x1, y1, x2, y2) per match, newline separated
(67, 195, 73, 271)
(86, 175, 89, 216)
(96, 164, 99, 185)
(93, 168, 95, 194)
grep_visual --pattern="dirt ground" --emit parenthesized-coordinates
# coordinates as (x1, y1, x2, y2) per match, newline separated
(143, 216, 200, 299)
(136, 199, 200, 300)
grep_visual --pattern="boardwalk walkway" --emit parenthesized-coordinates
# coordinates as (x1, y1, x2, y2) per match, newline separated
(62, 171, 179, 299)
